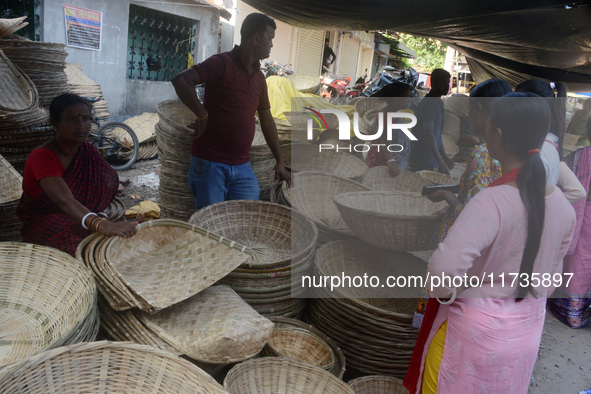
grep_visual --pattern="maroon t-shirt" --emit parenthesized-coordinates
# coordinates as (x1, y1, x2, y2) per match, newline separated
(191, 46, 271, 164)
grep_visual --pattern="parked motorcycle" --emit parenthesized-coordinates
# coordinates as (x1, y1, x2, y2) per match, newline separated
(320, 73, 351, 104)
(262, 61, 293, 78)
(345, 70, 368, 98)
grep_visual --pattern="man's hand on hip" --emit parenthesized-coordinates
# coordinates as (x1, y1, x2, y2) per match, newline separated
(187, 114, 208, 139)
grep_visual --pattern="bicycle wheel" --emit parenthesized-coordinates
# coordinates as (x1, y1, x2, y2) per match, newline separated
(92, 122, 139, 171)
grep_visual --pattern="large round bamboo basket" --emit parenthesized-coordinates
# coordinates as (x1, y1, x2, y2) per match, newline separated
(0, 242, 97, 369)
(333, 191, 447, 251)
(362, 167, 430, 193)
(0, 341, 227, 393)
(263, 327, 336, 371)
(348, 375, 408, 393)
(224, 357, 355, 394)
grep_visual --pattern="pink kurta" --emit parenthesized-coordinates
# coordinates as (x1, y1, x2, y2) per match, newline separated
(418, 185, 575, 393)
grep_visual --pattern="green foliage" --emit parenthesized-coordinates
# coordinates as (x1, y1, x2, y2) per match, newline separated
(398, 33, 447, 71)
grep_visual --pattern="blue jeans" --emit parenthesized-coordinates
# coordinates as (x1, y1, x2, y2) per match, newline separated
(188, 156, 260, 210)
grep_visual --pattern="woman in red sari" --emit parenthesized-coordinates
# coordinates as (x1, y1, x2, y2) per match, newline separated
(18, 94, 137, 256)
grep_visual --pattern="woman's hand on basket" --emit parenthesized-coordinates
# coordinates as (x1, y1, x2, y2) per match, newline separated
(98, 221, 138, 238)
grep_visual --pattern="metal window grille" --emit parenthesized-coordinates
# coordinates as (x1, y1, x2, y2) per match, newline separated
(127, 4, 196, 82)
(1, 0, 41, 41)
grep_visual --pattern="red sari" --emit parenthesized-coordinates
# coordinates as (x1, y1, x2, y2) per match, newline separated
(17, 142, 118, 256)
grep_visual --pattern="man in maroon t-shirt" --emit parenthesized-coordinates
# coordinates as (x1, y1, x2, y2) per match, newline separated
(172, 13, 290, 210)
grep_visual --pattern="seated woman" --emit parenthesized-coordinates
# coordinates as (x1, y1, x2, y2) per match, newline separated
(418, 94, 576, 393)
(17, 93, 137, 256)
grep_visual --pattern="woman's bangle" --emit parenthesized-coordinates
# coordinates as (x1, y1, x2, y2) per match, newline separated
(98, 212, 108, 218)
(94, 218, 107, 233)
(88, 216, 101, 232)
(82, 213, 97, 229)
(197, 112, 208, 120)
(436, 288, 457, 305)
(386, 158, 397, 164)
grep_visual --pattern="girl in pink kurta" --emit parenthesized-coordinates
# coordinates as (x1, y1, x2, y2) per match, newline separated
(418, 94, 576, 393)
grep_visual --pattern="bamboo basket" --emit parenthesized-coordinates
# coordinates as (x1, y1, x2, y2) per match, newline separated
(333, 191, 447, 251)
(262, 327, 336, 371)
(416, 170, 457, 185)
(362, 167, 430, 193)
(348, 375, 408, 393)
(0, 242, 97, 369)
(0, 341, 226, 393)
(224, 357, 355, 394)
(288, 171, 370, 242)
(288, 142, 368, 180)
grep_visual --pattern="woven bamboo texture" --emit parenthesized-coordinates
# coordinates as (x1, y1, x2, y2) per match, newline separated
(188, 200, 317, 268)
(103, 219, 251, 312)
(308, 240, 425, 377)
(442, 134, 459, 159)
(448, 161, 466, 182)
(65, 63, 109, 121)
(348, 375, 408, 393)
(416, 170, 457, 186)
(288, 171, 369, 241)
(0, 242, 97, 369)
(286, 74, 320, 94)
(0, 17, 28, 39)
(224, 357, 355, 394)
(0, 49, 37, 112)
(564, 132, 580, 147)
(104, 196, 126, 222)
(362, 167, 431, 193)
(334, 191, 447, 251)
(0, 341, 227, 393)
(0, 38, 69, 108)
(0, 200, 21, 241)
(443, 94, 469, 118)
(263, 327, 335, 371)
(268, 317, 346, 379)
(0, 154, 22, 203)
(288, 142, 368, 179)
(443, 110, 461, 144)
(137, 285, 273, 364)
(156, 100, 196, 220)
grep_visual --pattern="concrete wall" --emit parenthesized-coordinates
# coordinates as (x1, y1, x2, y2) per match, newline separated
(41, 0, 221, 118)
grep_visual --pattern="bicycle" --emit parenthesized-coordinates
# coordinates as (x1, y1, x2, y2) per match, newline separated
(84, 97, 139, 171)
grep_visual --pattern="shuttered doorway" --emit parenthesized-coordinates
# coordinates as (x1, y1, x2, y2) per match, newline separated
(295, 29, 324, 76)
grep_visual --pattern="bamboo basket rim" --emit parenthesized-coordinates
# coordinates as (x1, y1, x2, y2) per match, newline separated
(333, 191, 446, 221)
(347, 375, 408, 393)
(0, 341, 227, 393)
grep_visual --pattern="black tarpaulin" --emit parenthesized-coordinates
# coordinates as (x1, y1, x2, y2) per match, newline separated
(243, 0, 591, 87)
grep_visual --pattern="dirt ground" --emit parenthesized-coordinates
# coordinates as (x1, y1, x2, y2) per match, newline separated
(119, 158, 591, 393)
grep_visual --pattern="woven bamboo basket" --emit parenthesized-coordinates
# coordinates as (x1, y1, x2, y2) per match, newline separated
(65, 63, 109, 121)
(0, 341, 227, 393)
(0, 50, 38, 113)
(103, 196, 126, 222)
(443, 110, 461, 144)
(188, 200, 317, 268)
(286, 74, 321, 94)
(443, 94, 469, 118)
(288, 142, 368, 180)
(416, 170, 457, 185)
(564, 132, 581, 147)
(0, 16, 28, 38)
(136, 285, 273, 364)
(103, 219, 252, 312)
(334, 191, 447, 251)
(0, 154, 22, 203)
(268, 317, 346, 378)
(362, 167, 430, 193)
(448, 161, 466, 182)
(442, 134, 459, 159)
(224, 357, 355, 394)
(348, 375, 408, 393)
(156, 100, 197, 220)
(0, 242, 97, 369)
(262, 327, 335, 371)
(288, 171, 370, 242)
